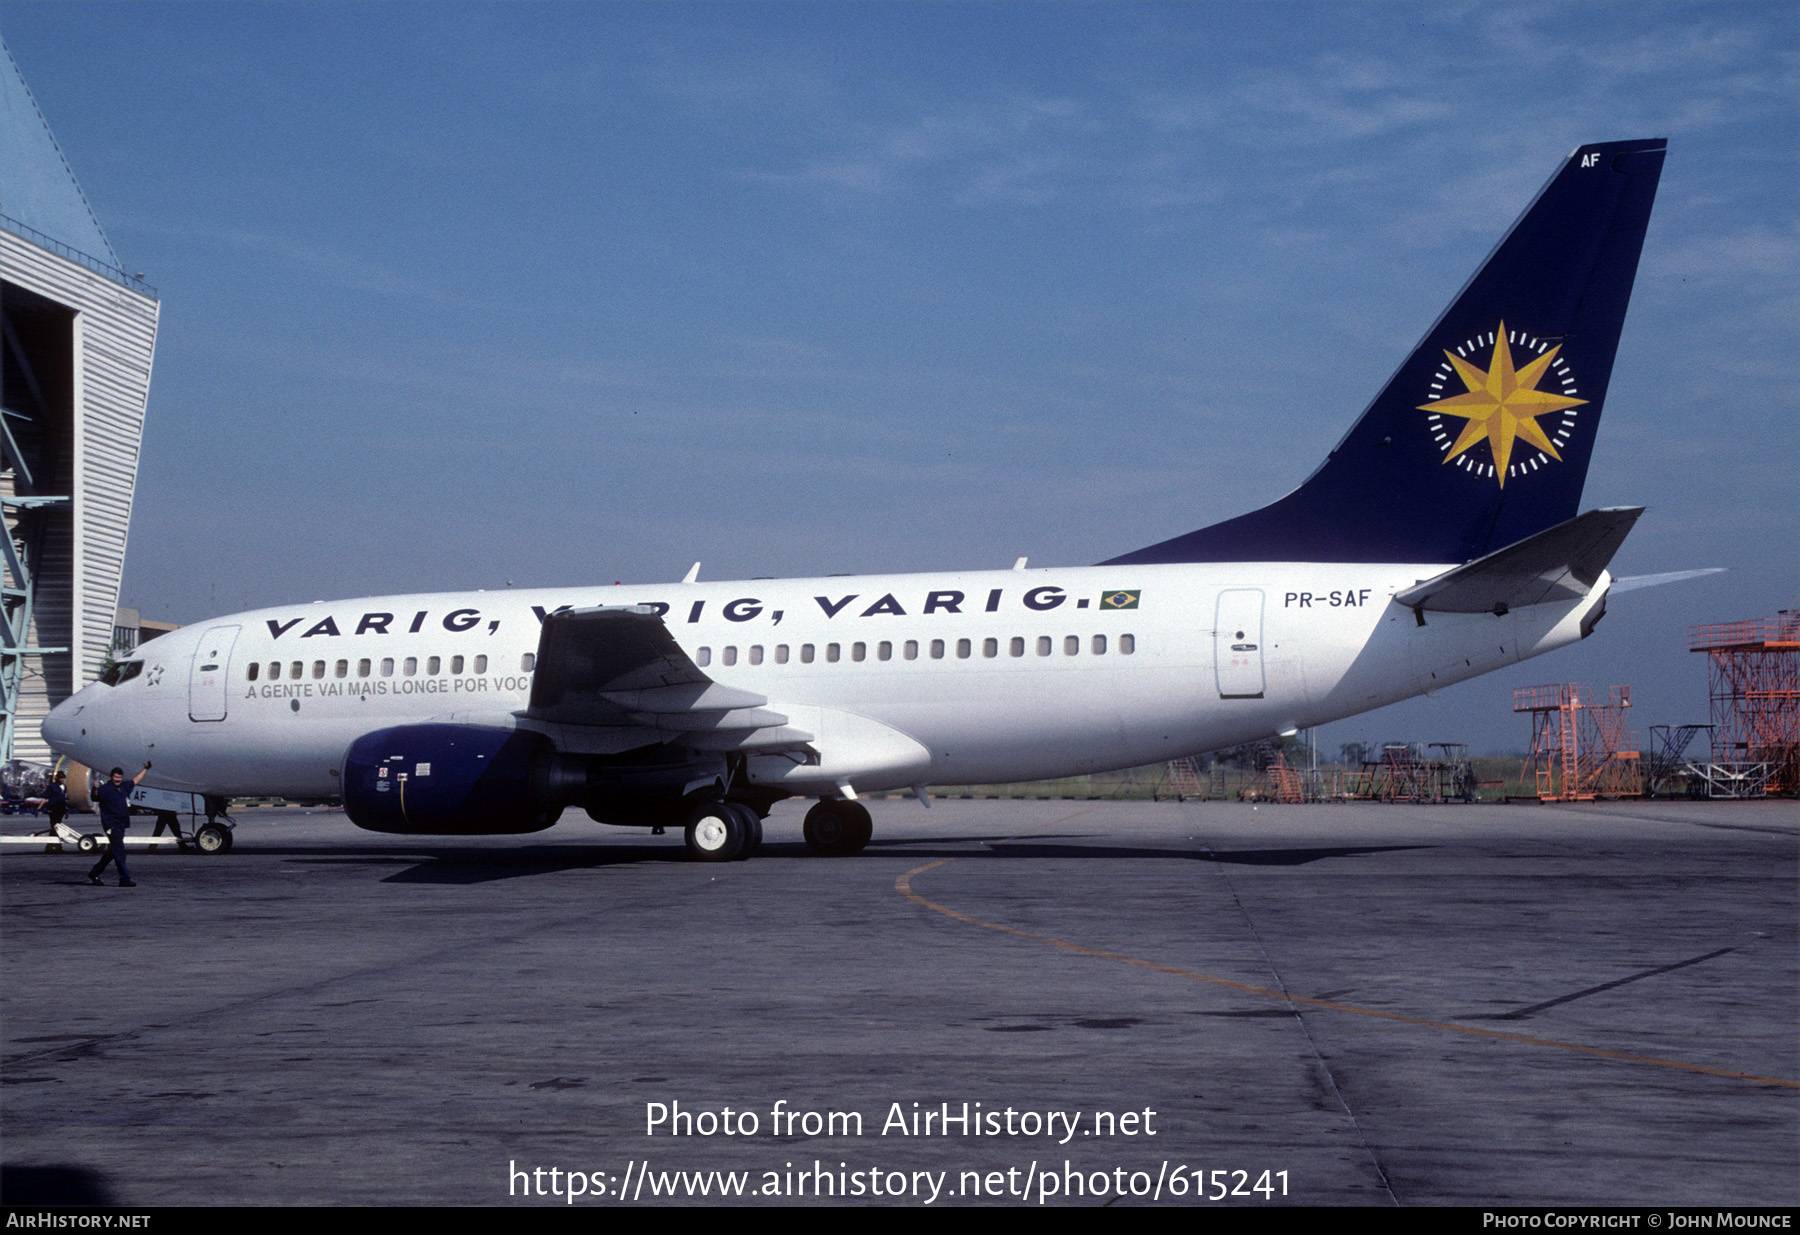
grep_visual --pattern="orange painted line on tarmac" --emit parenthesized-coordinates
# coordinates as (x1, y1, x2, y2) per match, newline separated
(895, 847, 1799, 1091)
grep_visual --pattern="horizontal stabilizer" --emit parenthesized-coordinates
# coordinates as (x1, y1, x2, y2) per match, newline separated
(1611, 567, 1726, 594)
(1394, 506, 1642, 615)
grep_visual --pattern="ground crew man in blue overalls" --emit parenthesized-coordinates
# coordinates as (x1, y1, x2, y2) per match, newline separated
(86, 762, 152, 887)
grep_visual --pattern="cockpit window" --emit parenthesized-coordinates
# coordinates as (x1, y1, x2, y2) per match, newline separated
(98, 661, 144, 686)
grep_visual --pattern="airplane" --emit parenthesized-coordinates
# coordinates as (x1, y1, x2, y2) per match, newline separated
(44, 138, 1682, 862)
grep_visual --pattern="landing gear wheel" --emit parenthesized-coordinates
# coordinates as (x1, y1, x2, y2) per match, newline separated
(194, 822, 234, 854)
(76, 835, 97, 854)
(724, 804, 763, 857)
(803, 799, 873, 856)
(684, 803, 746, 862)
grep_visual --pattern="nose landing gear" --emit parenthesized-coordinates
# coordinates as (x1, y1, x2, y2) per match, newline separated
(193, 821, 234, 854)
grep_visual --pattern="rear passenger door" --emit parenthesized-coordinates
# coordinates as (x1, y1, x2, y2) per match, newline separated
(1214, 590, 1264, 699)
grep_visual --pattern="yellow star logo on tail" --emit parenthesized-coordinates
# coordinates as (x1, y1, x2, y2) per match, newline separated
(1418, 322, 1586, 487)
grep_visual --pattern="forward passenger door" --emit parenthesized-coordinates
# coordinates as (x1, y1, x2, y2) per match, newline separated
(188, 625, 241, 722)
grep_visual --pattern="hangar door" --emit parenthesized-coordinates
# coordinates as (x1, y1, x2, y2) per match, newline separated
(1214, 590, 1265, 699)
(188, 625, 241, 722)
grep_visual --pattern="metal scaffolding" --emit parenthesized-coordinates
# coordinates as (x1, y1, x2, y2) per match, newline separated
(1514, 683, 1642, 801)
(1238, 744, 1306, 803)
(0, 351, 70, 765)
(1688, 614, 1799, 797)
(1165, 756, 1208, 800)
(1644, 724, 1711, 797)
(1374, 742, 1433, 802)
(1428, 742, 1479, 802)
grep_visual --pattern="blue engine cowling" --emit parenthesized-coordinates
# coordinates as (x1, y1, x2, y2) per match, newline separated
(343, 724, 563, 834)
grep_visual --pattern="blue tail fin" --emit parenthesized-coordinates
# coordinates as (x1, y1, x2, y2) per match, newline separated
(1103, 139, 1666, 567)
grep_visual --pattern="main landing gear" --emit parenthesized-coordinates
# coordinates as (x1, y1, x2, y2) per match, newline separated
(683, 801, 764, 863)
(678, 798, 869, 860)
(803, 798, 872, 856)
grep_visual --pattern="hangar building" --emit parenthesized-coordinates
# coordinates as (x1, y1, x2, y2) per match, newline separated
(1, 42, 158, 767)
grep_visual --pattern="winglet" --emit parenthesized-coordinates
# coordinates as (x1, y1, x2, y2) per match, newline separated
(682, 562, 701, 584)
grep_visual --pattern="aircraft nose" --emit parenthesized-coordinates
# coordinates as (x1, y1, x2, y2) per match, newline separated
(41, 696, 86, 754)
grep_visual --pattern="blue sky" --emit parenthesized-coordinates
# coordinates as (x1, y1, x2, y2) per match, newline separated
(6, 1, 1796, 752)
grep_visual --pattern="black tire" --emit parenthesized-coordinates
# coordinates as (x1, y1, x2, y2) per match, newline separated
(840, 801, 872, 854)
(77, 835, 97, 854)
(195, 822, 233, 855)
(803, 800, 873, 856)
(724, 804, 762, 858)
(684, 803, 745, 862)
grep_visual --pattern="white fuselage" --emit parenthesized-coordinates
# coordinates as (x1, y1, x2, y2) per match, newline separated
(43, 561, 1606, 802)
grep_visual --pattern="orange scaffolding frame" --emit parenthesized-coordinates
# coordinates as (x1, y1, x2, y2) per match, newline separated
(1514, 683, 1642, 800)
(1375, 743, 1433, 802)
(1689, 613, 1800, 796)
(1238, 745, 1305, 803)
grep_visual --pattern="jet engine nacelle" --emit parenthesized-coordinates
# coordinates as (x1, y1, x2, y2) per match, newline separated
(343, 724, 563, 834)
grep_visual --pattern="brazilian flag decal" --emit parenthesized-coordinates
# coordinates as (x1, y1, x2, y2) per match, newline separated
(1100, 589, 1140, 610)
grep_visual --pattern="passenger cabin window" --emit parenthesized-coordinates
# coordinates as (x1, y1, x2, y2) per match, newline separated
(930, 639, 945, 660)
(451, 655, 464, 675)
(427, 656, 441, 675)
(312, 661, 325, 679)
(697, 647, 712, 667)
(983, 638, 998, 658)
(800, 644, 814, 663)
(247, 663, 260, 681)
(722, 647, 737, 666)
(749, 646, 764, 665)
(474, 655, 488, 673)
(290, 661, 303, 680)
(878, 641, 892, 661)
(381, 658, 395, 677)
(269, 661, 281, 680)
(335, 660, 348, 678)
(1064, 636, 1079, 656)
(1010, 637, 1024, 657)
(826, 643, 840, 663)
(775, 645, 789, 664)
(1092, 635, 1107, 655)
(358, 659, 371, 677)
(852, 642, 866, 662)
(956, 639, 971, 659)
(1037, 636, 1051, 657)
(521, 653, 536, 672)
(904, 640, 918, 661)
(404, 657, 418, 676)
(1120, 634, 1135, 655)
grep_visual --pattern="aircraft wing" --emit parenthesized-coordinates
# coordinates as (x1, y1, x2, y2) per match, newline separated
(523, 606, 812, 749)
(1394, 506, 1644, 616)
